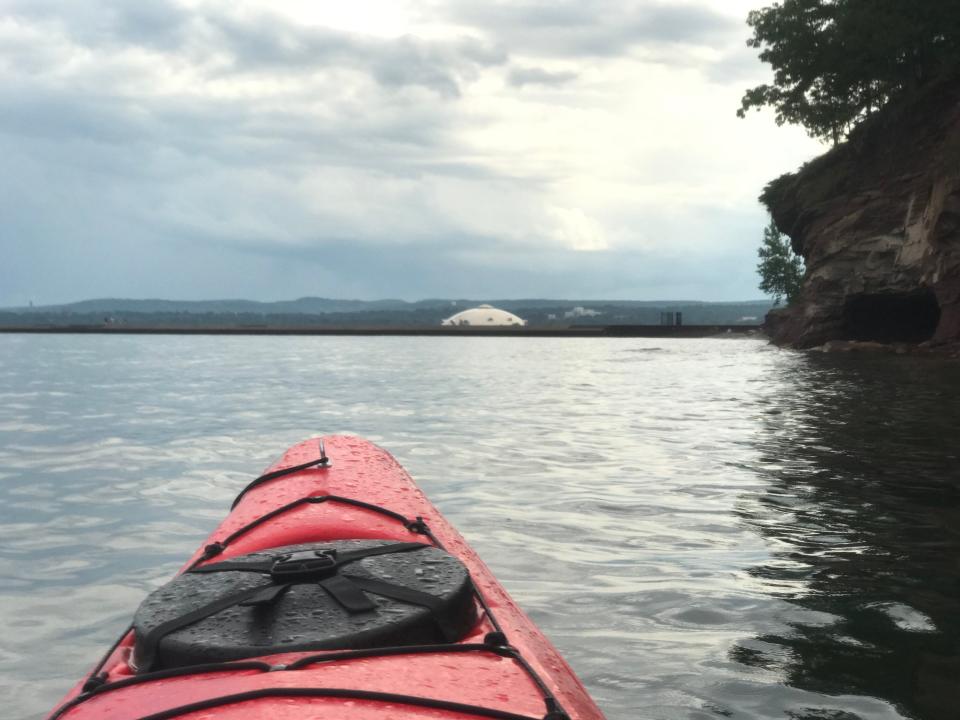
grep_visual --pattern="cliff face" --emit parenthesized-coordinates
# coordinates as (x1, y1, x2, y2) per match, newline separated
(763, 78, 960, 348)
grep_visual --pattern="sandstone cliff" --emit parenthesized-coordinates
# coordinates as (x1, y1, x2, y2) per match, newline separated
(762, 77, 960, 348)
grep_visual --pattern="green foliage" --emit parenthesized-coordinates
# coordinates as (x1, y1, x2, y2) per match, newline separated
(738, 1, 960, 142)
(757, 219, 804, 306)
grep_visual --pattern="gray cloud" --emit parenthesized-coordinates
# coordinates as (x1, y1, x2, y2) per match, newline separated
(0, 0, 782, 307)
(4, 0, 195, 51)
(208, 14, 507, 97)
(5, 1, 506, 97)
(1, 195, 763, 304)
(507, 66, 578, 87)
(445, 1, 739, 59)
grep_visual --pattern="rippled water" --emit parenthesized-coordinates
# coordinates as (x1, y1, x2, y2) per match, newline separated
(1, 335, 958, 720)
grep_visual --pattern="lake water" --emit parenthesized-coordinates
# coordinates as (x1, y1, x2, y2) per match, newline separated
(1, 334, 958, 720)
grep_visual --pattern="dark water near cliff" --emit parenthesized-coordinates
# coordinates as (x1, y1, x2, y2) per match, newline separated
(1, 335, 958, 720)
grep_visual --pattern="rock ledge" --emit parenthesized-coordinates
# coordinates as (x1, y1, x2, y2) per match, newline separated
(763, 77, 960, 348)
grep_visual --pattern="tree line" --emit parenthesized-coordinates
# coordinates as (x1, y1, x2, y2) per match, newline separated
(739, 1, 960, 144)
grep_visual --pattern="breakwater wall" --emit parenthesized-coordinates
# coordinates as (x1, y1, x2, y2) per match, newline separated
(0, 324, 762, 338)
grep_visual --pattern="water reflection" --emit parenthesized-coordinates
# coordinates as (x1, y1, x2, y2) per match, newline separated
(738, 354, 960, 720)
(4, 335, 960, 720)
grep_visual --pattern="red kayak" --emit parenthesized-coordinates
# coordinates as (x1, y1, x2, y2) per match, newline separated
(48, 436, 606, 720)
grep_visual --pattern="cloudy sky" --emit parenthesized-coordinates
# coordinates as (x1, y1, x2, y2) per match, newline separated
(0, 0, 824, 306)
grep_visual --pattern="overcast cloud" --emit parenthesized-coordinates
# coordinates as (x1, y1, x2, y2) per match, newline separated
(0, 0, 823, 305)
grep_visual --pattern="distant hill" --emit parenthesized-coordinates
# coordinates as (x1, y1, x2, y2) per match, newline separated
(6, 297, 413, 315)
(0, 297, 773, 327)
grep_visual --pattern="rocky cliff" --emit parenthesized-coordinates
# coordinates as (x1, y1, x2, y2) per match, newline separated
(762, 77, 960, 348)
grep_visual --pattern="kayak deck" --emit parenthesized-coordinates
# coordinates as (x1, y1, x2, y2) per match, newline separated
(49, 436, 606, 720)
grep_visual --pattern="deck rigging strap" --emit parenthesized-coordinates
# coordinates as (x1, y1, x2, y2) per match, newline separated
(47, 644, 524, 720)
(130, 687, 550, 720)
(188, 541, 427, 575)
(189, 495, 421, 571)
(230, 441, 329, 510)
(135, 584, 279, 673)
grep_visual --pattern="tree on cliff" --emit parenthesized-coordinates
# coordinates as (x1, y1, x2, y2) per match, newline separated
(738, 1, 960, 142)
(758, 220, 804, 306)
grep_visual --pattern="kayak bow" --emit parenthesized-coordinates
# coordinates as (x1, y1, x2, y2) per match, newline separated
(48, 436, 606, 720)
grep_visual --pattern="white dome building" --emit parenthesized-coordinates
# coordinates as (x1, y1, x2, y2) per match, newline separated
(441, 304, 526, 327)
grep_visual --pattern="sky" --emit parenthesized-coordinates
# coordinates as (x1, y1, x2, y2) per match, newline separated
(0, 0, 825, 306)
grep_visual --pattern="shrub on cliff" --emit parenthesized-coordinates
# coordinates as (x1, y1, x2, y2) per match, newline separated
(758, 220, 804, 306)
(738, 1, 960, 143)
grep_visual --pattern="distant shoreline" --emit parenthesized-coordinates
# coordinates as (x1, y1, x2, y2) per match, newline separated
(0, 324, 763, 338)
